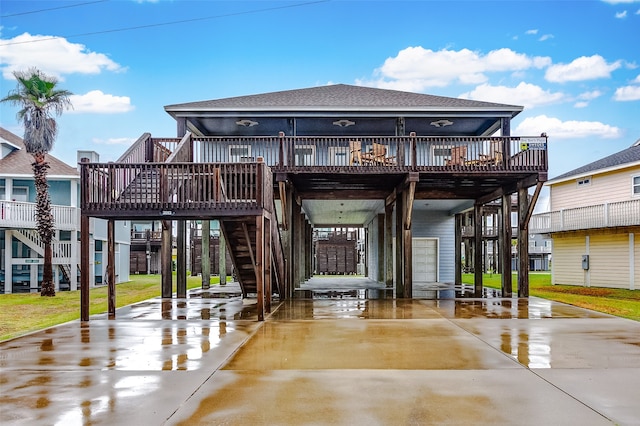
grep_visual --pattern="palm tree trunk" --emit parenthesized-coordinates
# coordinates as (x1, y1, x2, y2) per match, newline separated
(33, 153, 55, 296)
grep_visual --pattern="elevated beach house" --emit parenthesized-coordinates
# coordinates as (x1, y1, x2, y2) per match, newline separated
(78, 84, 547, 320)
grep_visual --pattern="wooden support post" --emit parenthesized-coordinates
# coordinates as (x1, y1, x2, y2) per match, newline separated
(177, 220, 187, 298)
(219, 222, 227, 286)
(395, 192, 404, 298)
(107, 219, 116, 318)
(518, 188, 530, 297)
(265, 217, 272, 313)
(403, 181, 416, 298)
(385, 203, 393, 288)
(377, 214, 385, 282)
(455, 214, 462, 285)
(256, 215, 265, 321)
(501, 194, 513, 297)
(80, 214, 90, 321)
(161, 220, 173, 298)
(474, 204, 483, 297)
(201, 220, 210, 289)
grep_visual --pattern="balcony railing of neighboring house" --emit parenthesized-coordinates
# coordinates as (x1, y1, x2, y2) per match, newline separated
(0, 200, 79, 231)
(530, 199, 640, 233)
(461, 225, 520, 238)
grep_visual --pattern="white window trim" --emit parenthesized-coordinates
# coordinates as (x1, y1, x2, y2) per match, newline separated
(431, 145, 454, 166)
(11, 186, 29, 201)
(576, 176, 591, 187)
(632, 174, 640, 197)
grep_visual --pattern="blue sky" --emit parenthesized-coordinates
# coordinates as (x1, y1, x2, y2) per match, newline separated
(1, 0, 639, 211)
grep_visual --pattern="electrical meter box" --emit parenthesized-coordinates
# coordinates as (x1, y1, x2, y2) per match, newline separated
(582, 255, 589, 270)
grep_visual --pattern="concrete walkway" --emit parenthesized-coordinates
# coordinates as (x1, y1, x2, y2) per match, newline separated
(1, 278, 639, 425)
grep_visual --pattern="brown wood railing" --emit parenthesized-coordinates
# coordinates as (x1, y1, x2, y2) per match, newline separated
(80, 161, 273, 217)
(156, 134, 547, 172)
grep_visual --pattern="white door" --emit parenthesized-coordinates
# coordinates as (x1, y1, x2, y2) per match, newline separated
(328, 146, 349, 166)
(412, 238, 438, 283)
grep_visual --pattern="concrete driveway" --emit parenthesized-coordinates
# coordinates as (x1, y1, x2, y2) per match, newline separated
(1, 279, 639, 425)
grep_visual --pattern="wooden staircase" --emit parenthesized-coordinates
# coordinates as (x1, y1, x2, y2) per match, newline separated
(220, 217, 284, 299)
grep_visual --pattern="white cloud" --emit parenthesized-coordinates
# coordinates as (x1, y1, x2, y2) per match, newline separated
(0, 33, 124, 80)
(459, 82, 565, 109)
(514, 115, 622, 139)
(525, 29, 538, 35)
(92, 137, 137, 145)
(615, 10, 628, 17)
(633, 74, 640, 83)
(545, 55, 622, 83)
(539, 34, 554, 41)
(574, 101, 589, 108)
(69, 90, 133, 114)
(362, 47, 551, 90)
(601, 0, 640, 4)
(613, 85, 640, 101)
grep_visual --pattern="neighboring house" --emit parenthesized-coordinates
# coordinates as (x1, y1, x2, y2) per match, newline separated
(0, 128, 130, 293)
(461, 197, 552, 273)
(530, 139, 640, 289)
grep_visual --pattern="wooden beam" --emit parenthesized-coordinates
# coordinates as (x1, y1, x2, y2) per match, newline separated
(518, 188, 530, 297)
(474, 203, 483, 297)
(255, 215, 264, 321)
(395, 192, 404, 298)
(107, 219, 116, 318)
(176, 220, 187, 298)
(404, 180, 416, 230)
(161, 220, 172, 298)
(385, 189, 396, 207)
(202, 220, 210, 289)
(385, 203, 394, 289)
(80, 214, 90, 321)
(455, 214, 462, 285)
(522, 181, 543, 231)
(242, 222, 258, 277)
(501, 194, 513, 297)
(279, 181, 288, 230)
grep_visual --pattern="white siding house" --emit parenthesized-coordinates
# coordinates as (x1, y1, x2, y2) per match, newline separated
(0, 127, 130, 293)
(530, 139, 640, 290)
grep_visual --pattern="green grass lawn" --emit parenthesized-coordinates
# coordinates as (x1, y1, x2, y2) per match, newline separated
(0, 275, 224, 341)
(463, 272, 640, 321)
(2, 272, 638, 342)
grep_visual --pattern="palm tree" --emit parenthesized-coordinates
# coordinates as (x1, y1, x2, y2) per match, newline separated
(1, 68, 72, 296)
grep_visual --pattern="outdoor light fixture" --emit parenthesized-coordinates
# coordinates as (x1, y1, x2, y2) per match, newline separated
(430, 119, 453, 128)
(236, 119, 259, 127)
(333, 119, 356, 127)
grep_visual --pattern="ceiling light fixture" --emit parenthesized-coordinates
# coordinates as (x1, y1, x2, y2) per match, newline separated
(333, 119, 355, 127)
(236, 119, 259, 127)
(430, 119, 453, 128)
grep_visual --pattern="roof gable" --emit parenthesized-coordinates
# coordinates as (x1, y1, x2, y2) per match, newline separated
(548, 140, 640, 184)
(165, 83, 523, 113)
(0, 127, 79, 178)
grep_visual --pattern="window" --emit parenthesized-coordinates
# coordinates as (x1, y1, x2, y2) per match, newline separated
(11, 186, 29, 201)
(432, 145, 453, 166)
(294, 145, 315, 166)
(633, 176, 640, 196)
(576, 177, 591, 187)
(229, 145, 253, 162)
(328, 146, 349, 166)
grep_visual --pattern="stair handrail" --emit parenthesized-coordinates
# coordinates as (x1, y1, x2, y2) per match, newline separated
(116, 133, 152, 163)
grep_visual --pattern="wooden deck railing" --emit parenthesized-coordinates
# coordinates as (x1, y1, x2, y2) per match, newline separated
(530, 199, 640, 233)
(80, 161, 273, 217)
(148, 134, 547, 172)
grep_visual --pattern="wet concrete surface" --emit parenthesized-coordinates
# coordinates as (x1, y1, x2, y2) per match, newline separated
(1, 278, 639, 425)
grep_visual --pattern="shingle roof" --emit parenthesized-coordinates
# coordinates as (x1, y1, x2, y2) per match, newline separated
(165, 84, 523, 113)
(550, 139, 640, 183)
(0, 127, 79, 177)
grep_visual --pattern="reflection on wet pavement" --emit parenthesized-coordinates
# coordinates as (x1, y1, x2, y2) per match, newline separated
(1, 281, 639, 425)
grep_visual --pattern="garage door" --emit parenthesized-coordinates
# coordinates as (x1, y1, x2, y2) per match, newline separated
(412, 238, 438, 283)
